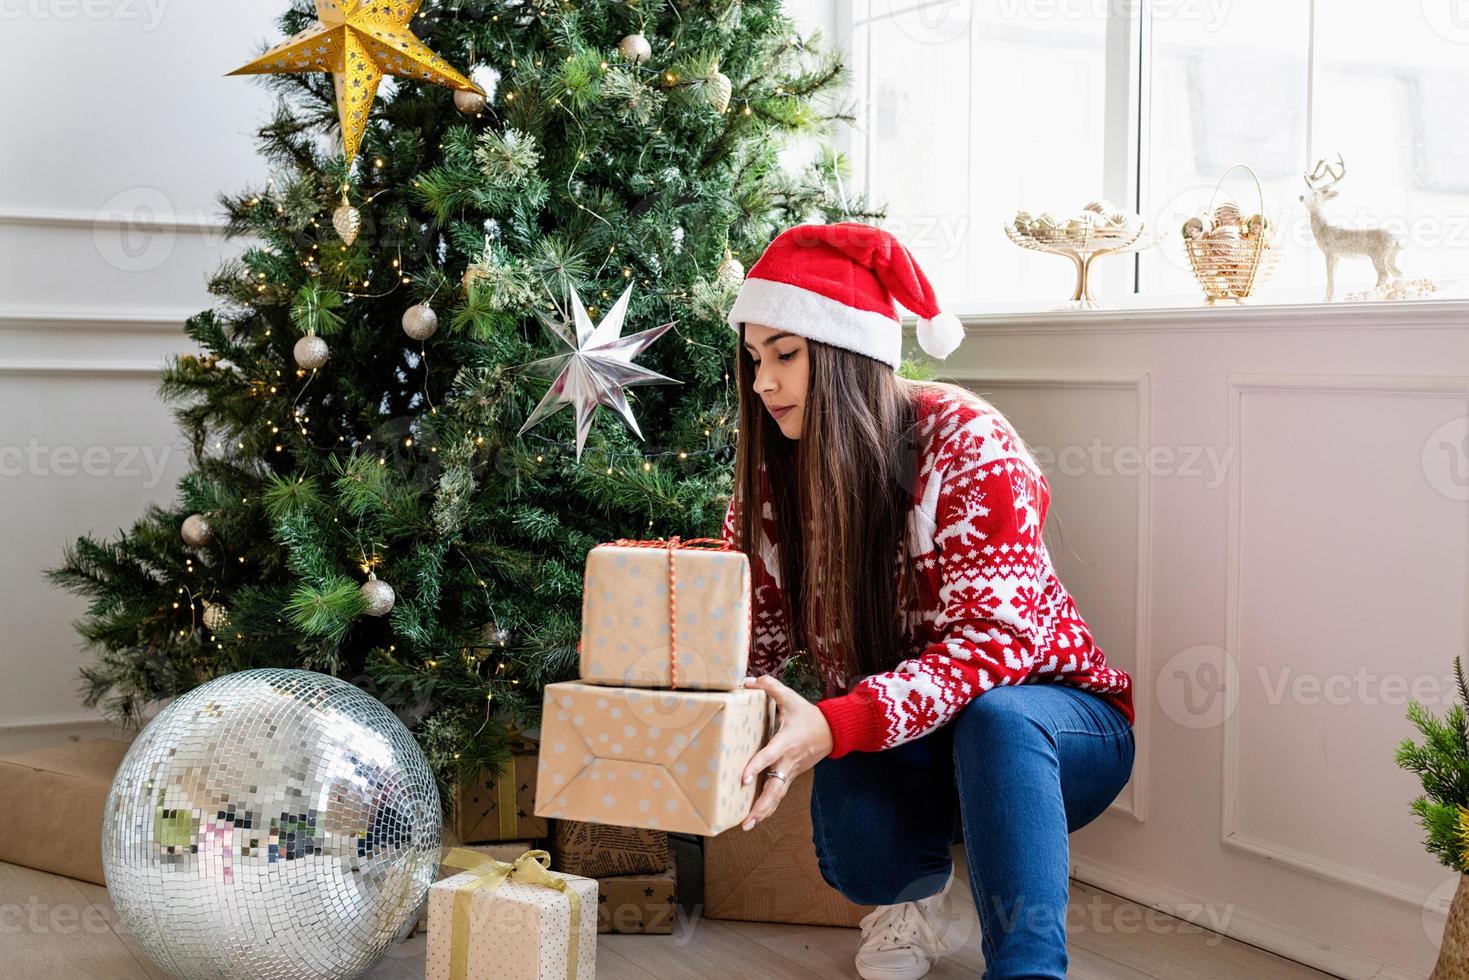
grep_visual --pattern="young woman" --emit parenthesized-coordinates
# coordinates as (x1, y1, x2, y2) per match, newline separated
(718, 222, 1136, 980)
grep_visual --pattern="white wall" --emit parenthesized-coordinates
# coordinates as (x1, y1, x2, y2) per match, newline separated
(0, 4, 277, 746)
(927, 302, 1466, 979)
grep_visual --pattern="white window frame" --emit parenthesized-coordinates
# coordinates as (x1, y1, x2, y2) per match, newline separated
(832, 0, 1469, 321)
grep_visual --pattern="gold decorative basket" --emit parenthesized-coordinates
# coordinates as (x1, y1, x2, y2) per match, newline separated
(1183, 164, 1280, 304)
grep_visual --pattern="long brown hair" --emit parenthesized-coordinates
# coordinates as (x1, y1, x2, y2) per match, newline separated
(729, 325, 925, 689)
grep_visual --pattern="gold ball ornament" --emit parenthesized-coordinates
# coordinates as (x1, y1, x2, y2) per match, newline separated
(332, 196, 362, 246)
(716, 248, 744, 290)
(401, 303, 439, 341)
(707, 70, 732, 114)
(202, 600, 230, 632)
(618, 33, 652, 65)
(454, 87, 486, 114)
(181, 513, 213, 548)
(294, 334, 330, 370)
(360, 572, 396, 617)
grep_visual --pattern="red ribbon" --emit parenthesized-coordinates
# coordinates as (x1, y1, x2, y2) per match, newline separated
(600, 536, 739, 689)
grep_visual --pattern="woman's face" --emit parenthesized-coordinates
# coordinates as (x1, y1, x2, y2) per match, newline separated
(742, 321, 808, 439)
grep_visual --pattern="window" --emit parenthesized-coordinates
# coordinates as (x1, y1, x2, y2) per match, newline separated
(840, 0, 1469, 313)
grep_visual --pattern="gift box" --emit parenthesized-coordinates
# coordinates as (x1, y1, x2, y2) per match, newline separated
(456, 737, 549, 843)
(551, 818, 668, 878)
(533, 680, 771, 836)
(598, 852, 678, 934)
(0, 739, 131, 885)
(579, 538, 751, 690)
(704, 767, 877, 928)
(412, 840, 542, 936)
(426, 847, 597, 980)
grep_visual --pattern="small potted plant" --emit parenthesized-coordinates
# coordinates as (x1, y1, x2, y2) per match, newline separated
(1396, 656, 1469, 976)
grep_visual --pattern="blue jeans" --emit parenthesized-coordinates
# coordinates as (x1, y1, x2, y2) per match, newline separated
(809, 682, 1135, 980)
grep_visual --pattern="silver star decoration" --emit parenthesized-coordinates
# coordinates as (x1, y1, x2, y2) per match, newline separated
(517, 282, 680, 461)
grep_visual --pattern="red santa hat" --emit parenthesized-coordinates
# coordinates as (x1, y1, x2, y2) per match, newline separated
(725, 221, 965, 370)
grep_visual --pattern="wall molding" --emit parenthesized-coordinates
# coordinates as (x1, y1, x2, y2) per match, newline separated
(0, 360, 165, 378)
(942, 368, 1152, 826)
(1069, 853, 1427, 980)
(1222, 372, 1469, 913)
(0, 308, 193, 334)
(0, 206, 228, 234)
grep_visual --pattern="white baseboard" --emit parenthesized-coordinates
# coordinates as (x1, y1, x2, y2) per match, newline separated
(0, 714, 133, 756)
(1069, 854, 1427, 980)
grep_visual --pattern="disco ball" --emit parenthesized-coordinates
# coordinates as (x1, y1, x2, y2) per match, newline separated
(102, 668, 442, 980)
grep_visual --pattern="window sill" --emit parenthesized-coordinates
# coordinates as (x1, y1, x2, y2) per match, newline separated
(918, 294, 1469, 335)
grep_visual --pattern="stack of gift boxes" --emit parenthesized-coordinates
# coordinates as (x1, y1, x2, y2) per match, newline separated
(532, 536, 772, 838)
(423, 535, 773, 979)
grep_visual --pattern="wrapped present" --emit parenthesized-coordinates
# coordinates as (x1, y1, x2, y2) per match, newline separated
(551, 818, 667, 878)
(0, 739, 131, 885)
(579, 537, 751, 690)
(704, 767, 876, 928)
(598, 853, 678, 934)
(426, 847, 596, 980)
(412, 840, 541, 936)
(533, 680, 771, 836)
(456, 737, 549, 843)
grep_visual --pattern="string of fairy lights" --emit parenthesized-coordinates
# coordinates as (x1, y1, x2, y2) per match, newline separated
(168, 3, 784, 755)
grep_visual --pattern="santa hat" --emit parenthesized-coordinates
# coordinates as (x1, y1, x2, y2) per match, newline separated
(725, 221, 965, 369)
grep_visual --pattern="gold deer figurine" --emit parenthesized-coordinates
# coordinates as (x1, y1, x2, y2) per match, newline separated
(1299, 154, 1404, 302)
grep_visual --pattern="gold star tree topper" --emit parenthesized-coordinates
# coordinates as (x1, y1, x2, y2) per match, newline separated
(229, 0, 482, 168)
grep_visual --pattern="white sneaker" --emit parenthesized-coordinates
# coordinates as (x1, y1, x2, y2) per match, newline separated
(854, 873, 968, 980)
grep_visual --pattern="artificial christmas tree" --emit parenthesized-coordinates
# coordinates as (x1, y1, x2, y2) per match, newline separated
(46, 0, 873, 816)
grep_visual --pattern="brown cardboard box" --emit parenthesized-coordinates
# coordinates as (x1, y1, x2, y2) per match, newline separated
(456, 740, 549, 843)
(579, 541, 751, 690)
(533, 681, 771, 836)
(0, 739, 131, 886)
(597, 853, 677, 934)
(703, 767, 876, 927)
(551, 819, 668, 878)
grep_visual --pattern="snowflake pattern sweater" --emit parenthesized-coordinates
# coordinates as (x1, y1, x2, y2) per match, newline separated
(722, 382, 1135, 758)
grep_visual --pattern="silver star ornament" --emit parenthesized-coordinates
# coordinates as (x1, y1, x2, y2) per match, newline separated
(517, 283, 681, 461)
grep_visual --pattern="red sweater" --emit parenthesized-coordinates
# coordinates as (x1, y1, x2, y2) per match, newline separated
(722, 382, 1135, 758)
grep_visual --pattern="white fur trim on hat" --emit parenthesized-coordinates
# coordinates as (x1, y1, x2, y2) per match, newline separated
(727, 277, 903, 370)
(916, 311, 965, 360)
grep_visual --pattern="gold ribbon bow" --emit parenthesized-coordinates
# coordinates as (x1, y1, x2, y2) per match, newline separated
(605, 536, 741, 690)
(440, 846, 582, 980)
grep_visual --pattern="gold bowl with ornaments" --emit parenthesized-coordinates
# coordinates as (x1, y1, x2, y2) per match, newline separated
(1004, 200, 1154, 309)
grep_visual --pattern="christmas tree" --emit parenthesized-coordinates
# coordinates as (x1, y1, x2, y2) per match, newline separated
(46, 0, 875, 808)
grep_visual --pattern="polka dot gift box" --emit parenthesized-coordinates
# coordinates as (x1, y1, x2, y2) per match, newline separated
(533, 680, 772, 837)
(577, 537, 752, 690)
(426, 848, 597, 980)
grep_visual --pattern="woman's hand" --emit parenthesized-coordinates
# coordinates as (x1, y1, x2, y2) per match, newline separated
(738, 674, 834, 831)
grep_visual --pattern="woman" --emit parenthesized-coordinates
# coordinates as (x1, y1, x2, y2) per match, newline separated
(719, 222, 1136, 980)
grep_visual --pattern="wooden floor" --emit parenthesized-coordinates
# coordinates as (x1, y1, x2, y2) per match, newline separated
(0, 853, 1337, 979)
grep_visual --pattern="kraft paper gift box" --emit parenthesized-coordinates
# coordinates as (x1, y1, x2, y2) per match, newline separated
(533, 680, 771, 837)
(597, 853, 678, 934)
(704, 767, 876, 928)
(550, 818, 668, 878)
(0, 739, 131, 886)
(455, 737, 549, 843)
(579, 538, 751, 690)
(426, 848, 597, 980)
